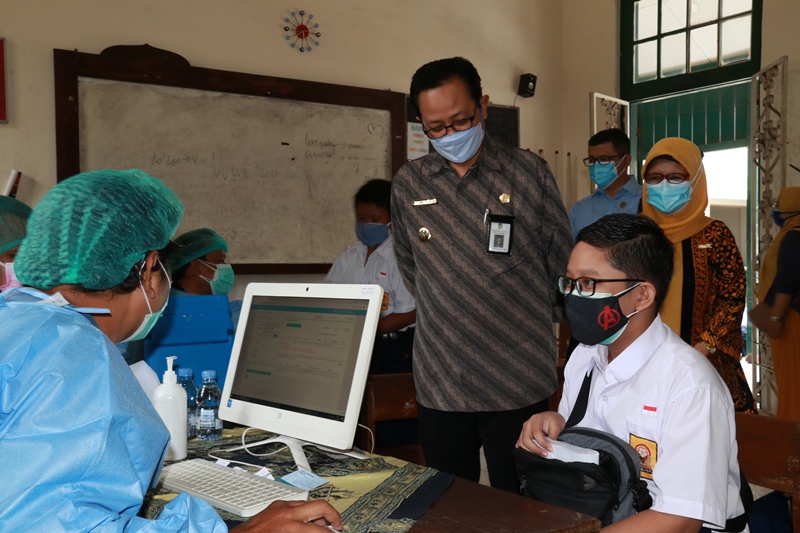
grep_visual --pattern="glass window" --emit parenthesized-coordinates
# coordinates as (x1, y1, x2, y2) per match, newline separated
(636, 0, 659, 40)
(722, 0, 752, 17)
(721, 15, 752, 65)
(661, 33, 687, 77)
(622, 0, 761, 101)
(690, 24, 718, 72)
(690, 0, 719, 25)
(635, 40, 659, 82)
(661, 0, 687, 33)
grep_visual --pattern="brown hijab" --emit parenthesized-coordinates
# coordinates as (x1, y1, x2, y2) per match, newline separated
(642, 137, 714, 334)
(758, 187, 800, 301)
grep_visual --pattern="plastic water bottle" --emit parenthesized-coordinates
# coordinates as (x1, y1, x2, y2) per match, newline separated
(153, 356, 188, 460)
(177, 367, 198, 439)
(196, 369, 223, 440)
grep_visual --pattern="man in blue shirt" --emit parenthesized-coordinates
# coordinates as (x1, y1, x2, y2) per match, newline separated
(568, 128, 642, 239)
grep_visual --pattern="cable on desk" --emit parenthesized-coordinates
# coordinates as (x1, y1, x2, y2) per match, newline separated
(357, 423, 375, 454)
(205, 452, 272, 470)
(212, 427, 290, 462)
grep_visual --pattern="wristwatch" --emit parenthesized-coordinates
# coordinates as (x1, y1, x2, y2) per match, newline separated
(769, 316, 784, 322)
(701, 341, 716, 355)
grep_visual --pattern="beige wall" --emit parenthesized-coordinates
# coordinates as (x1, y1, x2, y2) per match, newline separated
(0, 0, 566, 205)
(561, 0, 619, 207)
(1, 1, 794, 224)
(761, 0, 800, 188)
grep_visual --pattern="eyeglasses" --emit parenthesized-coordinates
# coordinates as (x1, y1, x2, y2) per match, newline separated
(558, 276, 643, 296)
(643, 172, 690, 184)
(582, 155, 620, 167)
(423, 107, 479, 139)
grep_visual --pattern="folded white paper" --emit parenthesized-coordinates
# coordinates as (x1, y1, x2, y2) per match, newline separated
(536, 436, 600, 465)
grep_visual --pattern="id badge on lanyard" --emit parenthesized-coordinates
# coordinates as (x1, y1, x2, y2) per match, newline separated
(485, 213, 514, 256)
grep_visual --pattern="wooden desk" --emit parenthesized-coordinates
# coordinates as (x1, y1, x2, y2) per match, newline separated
(410, 478, 601, 533)
(150, 431, 599, 533)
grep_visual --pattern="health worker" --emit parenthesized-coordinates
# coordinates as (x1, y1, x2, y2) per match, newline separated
(0, 169, 340, 532)
(169, 227, 242, 328)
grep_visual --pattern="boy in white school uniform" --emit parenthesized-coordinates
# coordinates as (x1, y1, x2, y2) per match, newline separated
(326, 179, 416, 374)
(517, 214, 748, 532)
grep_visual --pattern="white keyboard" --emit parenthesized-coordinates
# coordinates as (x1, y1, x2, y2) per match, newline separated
(158, 459, 309, 517)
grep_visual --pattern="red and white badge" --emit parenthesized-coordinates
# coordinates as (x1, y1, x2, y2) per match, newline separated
(642, 404, 657, 417)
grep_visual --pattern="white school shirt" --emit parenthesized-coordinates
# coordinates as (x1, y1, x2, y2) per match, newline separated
(326, 237, 416, 326)
(558, 315, 746, 530)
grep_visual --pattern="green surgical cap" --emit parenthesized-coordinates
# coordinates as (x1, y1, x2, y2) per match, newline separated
(15, 169, 184, 290)
(169, 228, 229, 273)
(0, 196, 33, 255)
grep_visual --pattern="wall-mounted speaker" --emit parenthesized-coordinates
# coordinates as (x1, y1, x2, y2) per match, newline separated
(517, 73, 537, 98)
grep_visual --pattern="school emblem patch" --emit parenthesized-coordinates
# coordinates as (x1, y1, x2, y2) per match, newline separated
(381, 292, 389, 310)
(630, 433, 657, 480)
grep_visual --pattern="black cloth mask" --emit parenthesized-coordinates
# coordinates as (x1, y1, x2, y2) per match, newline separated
(564, 283, 641, 346)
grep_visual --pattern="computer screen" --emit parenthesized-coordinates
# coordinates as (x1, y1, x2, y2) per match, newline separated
(219, 283, 383, 469)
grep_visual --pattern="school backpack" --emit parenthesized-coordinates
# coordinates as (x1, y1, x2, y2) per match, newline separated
(515, 369, 751, 530)
(515, 424, 652, 526)
(515, 370, 652, 526)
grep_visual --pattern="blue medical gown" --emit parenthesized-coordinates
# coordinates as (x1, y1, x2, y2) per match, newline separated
(0, 289, 227, 532)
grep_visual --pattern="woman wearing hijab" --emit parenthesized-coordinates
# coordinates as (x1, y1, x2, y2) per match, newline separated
(641, 137, 756, 413)
(752, 187, 800, 420)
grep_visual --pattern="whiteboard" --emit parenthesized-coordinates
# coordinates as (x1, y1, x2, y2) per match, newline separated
(78, 78, 392, 264)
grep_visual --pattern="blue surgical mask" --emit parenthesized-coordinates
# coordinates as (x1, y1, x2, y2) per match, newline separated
(646, 181, 692, 215)
(589, 160, 624, 190)
(199, 260, 235, 295)
(646, 164, 703, 215)
(772, 209, 800, 228)
(356, 222, 390, 247)
(121, 260, 170, 343)
(429, 123, 485, 164)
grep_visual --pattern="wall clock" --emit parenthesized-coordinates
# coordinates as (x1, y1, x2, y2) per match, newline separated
(284, 11, 321, 52)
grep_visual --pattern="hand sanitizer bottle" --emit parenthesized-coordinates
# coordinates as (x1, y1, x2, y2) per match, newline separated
(153, 356, 188, 461)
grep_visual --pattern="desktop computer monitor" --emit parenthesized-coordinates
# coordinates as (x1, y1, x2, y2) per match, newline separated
(219, 283, 383, 471)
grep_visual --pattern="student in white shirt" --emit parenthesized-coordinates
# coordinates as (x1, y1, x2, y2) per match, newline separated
(326, 179, 416, 374)
(517, 214, 747, 532)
